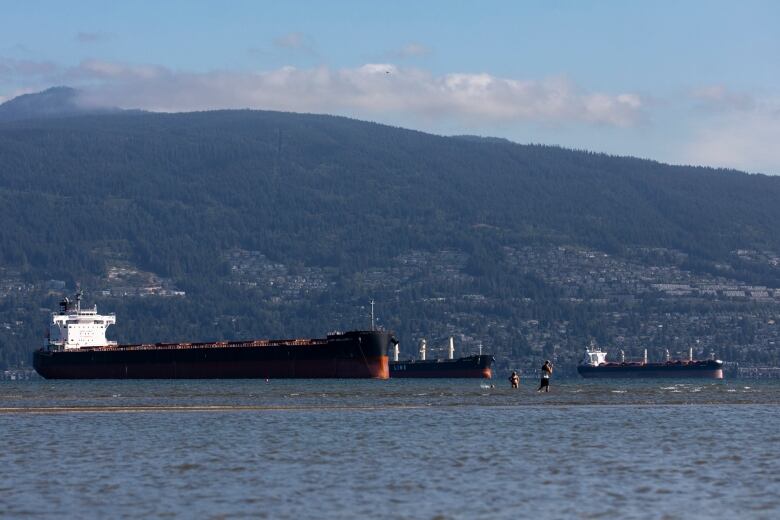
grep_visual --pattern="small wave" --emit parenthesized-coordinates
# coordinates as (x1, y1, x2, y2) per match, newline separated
(172, 463, 201, 472)
(611, 390, 627, 394)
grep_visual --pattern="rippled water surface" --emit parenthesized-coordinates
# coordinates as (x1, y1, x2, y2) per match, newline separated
(2, 378, 780, 519)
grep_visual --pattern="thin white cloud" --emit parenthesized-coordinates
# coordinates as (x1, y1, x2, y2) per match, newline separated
(273, 32, 306, 49)
(0, 57, 59, 78)
(397, 43, 430, 58)
(68, 59, 643, 127)
(247, 32, 319, 60)
(271, 32, 319, 56)
(376, 42, 431, 62)
(75, 32, 112, 44)
(690, 85, 755, 112)
(76, 59, 162, 80)
(0, 86, 42, 104)
(683, 105, 780, 175)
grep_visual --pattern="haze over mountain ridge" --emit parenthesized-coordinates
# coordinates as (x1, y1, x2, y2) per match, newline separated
(0, 86, 134, 122)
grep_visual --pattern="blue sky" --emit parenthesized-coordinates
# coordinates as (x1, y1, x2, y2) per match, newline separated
(1, 0, 779, 173)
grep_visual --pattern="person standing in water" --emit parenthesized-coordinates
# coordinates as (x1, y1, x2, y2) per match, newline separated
(509, 371, 520, 389)
(537, 360, 553, 392)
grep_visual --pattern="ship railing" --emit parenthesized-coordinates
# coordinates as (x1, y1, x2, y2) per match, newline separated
(84, 337, 327, 351)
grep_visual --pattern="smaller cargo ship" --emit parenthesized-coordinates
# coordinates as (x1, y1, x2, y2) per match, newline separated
(33, 292, 394, 379)
(389, 337, 494, 378)
(577, 344, 724, 379)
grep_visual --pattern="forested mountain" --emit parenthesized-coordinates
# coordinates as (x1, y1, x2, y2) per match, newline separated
(2, 89, 780, 372)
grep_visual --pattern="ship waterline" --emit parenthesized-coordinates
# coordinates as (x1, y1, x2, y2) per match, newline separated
(577, 362, 724, 379)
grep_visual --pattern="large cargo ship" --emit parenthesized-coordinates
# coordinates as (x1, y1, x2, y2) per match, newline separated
(577, 345, 724, 379)
(33, 293, 394, 379)
(389, 337, 494, 378)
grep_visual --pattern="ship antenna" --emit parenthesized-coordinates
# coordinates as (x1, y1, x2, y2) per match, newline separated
(370, 299, 375, 331)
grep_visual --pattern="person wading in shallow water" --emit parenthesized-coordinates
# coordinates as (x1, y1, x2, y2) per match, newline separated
(509, 371, 520, 389)
(537, 360, 553, 392)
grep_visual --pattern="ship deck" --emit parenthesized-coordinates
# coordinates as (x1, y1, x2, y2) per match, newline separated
(70, 337, 329, 352)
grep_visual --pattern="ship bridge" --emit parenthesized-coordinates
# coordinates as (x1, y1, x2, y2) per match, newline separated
(47, 291, 116, 350)
(581, 343, 608, 367)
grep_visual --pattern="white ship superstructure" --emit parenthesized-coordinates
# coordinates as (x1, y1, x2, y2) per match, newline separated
(47, 291, 116, 350)
(581, 343, 608, 367)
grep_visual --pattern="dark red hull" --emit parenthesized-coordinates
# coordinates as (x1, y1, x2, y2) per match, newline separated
(390, 355, 494, 378)
(33, 330, 392, 379)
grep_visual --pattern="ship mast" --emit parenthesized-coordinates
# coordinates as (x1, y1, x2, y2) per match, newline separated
(370, 299, 375, 331)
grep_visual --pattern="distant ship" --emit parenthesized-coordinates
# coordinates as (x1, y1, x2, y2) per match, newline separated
(389, 337, 494, 378)
(577, 344, 724, 379)
(33, 292, 395, 379)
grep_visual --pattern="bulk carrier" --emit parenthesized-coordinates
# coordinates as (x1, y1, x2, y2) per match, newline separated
(33, 292, 395, 379)
(389, 338, 494, 378)
(577, 344, 724, 379)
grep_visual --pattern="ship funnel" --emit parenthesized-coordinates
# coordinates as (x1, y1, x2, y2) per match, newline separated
(643, 349, 648, 364)
(419, 339, 427, 361)
(393, 342, 400, 362)
(448, 337, 455, 360)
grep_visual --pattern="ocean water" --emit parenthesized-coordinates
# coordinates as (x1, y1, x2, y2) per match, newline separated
(2, 378, 779, 519)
